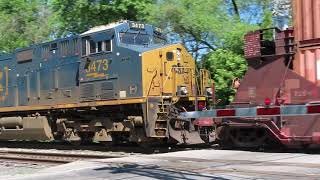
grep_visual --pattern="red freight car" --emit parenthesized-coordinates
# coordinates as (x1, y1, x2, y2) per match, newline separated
(184, 0, 320, 148)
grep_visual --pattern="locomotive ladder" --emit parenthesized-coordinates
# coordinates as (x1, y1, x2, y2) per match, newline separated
(155, 100, 171, 137)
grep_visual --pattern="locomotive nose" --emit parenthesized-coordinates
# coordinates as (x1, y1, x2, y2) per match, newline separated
(141, 44, 196, 97)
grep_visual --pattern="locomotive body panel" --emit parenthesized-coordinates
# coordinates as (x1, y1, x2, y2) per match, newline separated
(141, 44, 196, 97)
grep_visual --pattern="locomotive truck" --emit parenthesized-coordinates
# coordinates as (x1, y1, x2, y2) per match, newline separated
(0, 21, 213, 145)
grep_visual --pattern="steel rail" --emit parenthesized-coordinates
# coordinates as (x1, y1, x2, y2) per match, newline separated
(0, 150, 123, 163)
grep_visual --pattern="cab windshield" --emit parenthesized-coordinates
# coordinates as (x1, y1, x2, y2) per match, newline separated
(119, 32, 166, 45)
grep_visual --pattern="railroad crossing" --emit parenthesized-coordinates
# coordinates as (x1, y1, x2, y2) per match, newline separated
(3, 149, 320, 180)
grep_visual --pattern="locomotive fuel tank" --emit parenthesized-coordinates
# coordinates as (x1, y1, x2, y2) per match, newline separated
(0, 116, 54, 141)
(0, 117, 22, 128)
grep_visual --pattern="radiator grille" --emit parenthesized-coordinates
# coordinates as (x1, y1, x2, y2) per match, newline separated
(80, 83, 95, 100)
(101, 81, 113, 91)
(100, 91, 115, 99)
(100, 81, 114, 99)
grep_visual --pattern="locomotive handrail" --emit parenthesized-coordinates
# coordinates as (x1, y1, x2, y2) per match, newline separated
(145, 69, 158, 97)
(199, 69, 210, 96)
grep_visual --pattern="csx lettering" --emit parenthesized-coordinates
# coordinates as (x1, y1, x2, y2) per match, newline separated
(86, 59, 109, 73)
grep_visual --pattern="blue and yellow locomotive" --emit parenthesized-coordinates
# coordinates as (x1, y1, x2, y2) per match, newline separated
(0, 21, 212, 145)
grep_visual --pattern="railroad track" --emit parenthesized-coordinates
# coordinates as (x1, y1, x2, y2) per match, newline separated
(0, 141, 215, 154)
(0, 150, 123, 163)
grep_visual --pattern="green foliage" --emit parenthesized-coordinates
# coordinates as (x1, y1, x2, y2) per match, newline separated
(202, 49, 247, 105)
(0, 0, 52, 52)
(51, 0, 154, 36)
(146, 0, 225, 32)
(260, 9, 274, 41)
(145, 0, 229, 53)
(219, 22, 257, 55)
(146, 0, 270, 54)
(261, 10, 273, 28)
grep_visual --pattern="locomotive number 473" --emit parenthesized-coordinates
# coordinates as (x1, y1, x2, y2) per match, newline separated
(85, 59, 109, 73)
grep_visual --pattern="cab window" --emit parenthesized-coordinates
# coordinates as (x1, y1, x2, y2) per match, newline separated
(119, 32, 150, 45)
(153, 36, 166, 44)
(82, 37, 112, 56)
(119, 32, 166, 45)
(89, 40, 96, 54)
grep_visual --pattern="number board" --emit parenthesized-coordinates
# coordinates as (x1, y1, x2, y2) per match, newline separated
(129, 22, 145, 30)
(84, 59, 110, 79)
(86, 59, 109, 73)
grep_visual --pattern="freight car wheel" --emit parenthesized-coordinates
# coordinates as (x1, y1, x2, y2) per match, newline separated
(111, 133, 130, 145)
(216, 127, 234, 149)
(69, 140, 82, 147)
(198, 126, 215, 144)
(218, 127, 268, 148)
(229, 128, 267, 148)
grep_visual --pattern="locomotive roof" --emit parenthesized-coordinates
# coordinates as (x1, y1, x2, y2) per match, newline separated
(80, 20, 159, 36)
(0, 52, 12, 61)
(81, 21, 124, 36)
(2, 20, 166, 60)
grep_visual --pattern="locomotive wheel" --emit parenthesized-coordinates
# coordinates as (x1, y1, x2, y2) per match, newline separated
(110, 133, 131, 145)
(79, 132, 94, 145)
(198, 126, 215, 144)
(69, 140, 82, 147)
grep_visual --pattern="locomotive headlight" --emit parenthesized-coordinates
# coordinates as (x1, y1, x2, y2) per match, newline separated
(176, 49, 181, 62)
(205, 87, 213, 96)
(178, 86, 188, 96)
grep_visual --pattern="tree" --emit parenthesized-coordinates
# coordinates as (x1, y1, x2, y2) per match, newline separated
(0, 0, 52, 52)
(145, 0, 270, 58)
(146, 0, 229, 59)
(202, 49, 247, 105)
(51, 0, 154, 36)
(272, 0, 292, 29)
